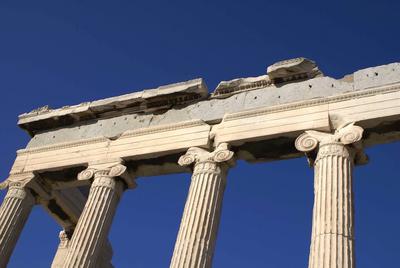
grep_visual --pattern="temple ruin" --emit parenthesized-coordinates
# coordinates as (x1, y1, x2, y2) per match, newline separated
(1, 57, 400, 268)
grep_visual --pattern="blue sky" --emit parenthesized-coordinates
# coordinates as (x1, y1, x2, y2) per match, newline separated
(1, 0, 399, 267)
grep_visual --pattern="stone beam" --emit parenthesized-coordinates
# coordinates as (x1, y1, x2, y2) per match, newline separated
(10, 120, 211, 175)
(7, 82, 400, 179)
(18, 78, 208, 136)
(22, 61, 400, 150)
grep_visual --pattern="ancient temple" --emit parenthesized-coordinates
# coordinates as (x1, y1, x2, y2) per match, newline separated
(1, 58, 400, 268)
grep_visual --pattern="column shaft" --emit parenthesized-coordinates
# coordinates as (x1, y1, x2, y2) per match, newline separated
(309, 143, 355, 268)
(62, 176, 123, 268)
(0, 184, 35, 268)
(170, 161, 227, 268)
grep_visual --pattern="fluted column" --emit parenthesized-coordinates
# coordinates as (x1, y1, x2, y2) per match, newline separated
(62, 163, 134, 268)
(52, 229, 114, 268)
(0, 176, 36, 268)
(51, 230, 72, 268)
(296, 123, 366, 268)
(170, 143, 234, 268)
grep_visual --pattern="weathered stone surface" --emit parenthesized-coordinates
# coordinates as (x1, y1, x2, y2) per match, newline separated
(52, 230, 114, 268)
(354, 62, 400, 90)
(21, 62, 400, 149)
(18, 78, 208, 136)
(26, 76, 355, 148)
(1, 58, 400, 267)
(0, 182, 35, 267)
(212, 75, 271, 98)
(62, 161, 129, 268)
(170, 143, 234, 268)
(296, 124, 363, 268)
(15, 61, 400, 150)
(267, 57, 323, 84)
(49, 186, 115, 268)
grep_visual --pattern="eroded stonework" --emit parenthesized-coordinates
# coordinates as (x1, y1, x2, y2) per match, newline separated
(1, 58, 400, 268)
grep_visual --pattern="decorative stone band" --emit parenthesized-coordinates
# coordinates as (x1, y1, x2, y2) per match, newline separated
(178, 143, 234, 167)
(77, 163, 136, 190)
(0, 172, 53, 202)
(295, 122, 366, 165)
(0, 172, 36, 191)
(5, 184, 31, 200)
(316, 142, 352, 160)
(192, 161, 220, 175)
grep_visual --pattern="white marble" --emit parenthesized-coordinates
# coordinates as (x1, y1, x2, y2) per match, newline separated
(170, 143, 234, 268)
(62, 164, 129, 268)
(296, 123, 364, 268)
(0, 181, 35, 268)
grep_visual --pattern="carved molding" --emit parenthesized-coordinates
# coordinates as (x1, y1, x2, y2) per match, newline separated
(224, 83, 400, 121)
(77, 169, 96, 181)
(108, 164, 128, 177)
(178, 143, 234, 167)
(295, 123, 367, 165)
(317, 143, 351, 159)
(294, 133, 319, 153)
(58, 230, 70, 249)
(92, 176, 117, 189)
(17, 120, 207, 155)
(121, 120, 206, 139)
(13, 83, 400, 165)
(0, 172, 36, 191)
(5, 187, 30, 200)
(78, 163, 135, 189)
(296, 123, 363, 151)
(1, 172, 54, 202)
(78, 164, 127, 180)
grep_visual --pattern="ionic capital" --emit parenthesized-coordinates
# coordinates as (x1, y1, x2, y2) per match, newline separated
(78, 160, 136, 189)
(0, 172, 35, 190)
(0, 172, 51, 201)
(295, 123, 367, 165)
(178, 143, 235, 167)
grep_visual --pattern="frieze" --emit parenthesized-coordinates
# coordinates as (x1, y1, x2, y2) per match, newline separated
(15, 84, 400, 158)
(315, 143, 352, 160)
(17, 120, 207, 155)
(224, 83, 400, 121)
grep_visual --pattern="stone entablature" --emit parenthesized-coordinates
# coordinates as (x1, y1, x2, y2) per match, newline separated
(23, 61, 400, 149)
(19, 78, 208, 136)
(9, 82, 400, 178)
(1, 58, 400, 268)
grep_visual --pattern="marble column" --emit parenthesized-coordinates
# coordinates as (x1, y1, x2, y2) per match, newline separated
(52, 229, 114, 268)
(295, 123, 366, 268)
(0, 178, 36, 268)
(170, 143, 234, 268)
(62, 164, 132, 268)
(51, 230, 72, 268)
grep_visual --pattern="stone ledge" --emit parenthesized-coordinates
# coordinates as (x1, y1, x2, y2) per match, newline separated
(18, 78, 208, 136)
